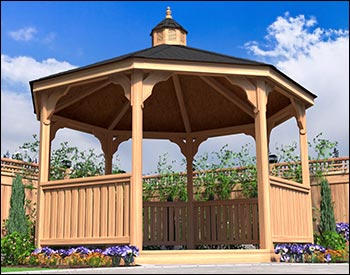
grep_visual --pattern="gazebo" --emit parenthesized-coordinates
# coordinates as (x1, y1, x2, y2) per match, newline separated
(30, 8, 316, 263)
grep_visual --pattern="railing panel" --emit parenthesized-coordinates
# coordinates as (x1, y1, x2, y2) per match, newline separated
(39, 174, 131, 246)
(194, 199, 259, 245)
(143, 199, 259, 247)
(270, 176, 313, 243)
(143, 202, 188, 246)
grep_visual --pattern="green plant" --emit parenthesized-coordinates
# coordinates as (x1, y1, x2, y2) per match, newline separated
(1, 176, 36, 266)
(314, 230, 346, 250)
(215, 171, 237, 200)
(273, 141, 302, 182)
(318, 177, 336, 234)
(6, 175, 29, 235)
(7, 134, 124, 181)
(308, 132, 339, 178)
(1, 231, 35, 265)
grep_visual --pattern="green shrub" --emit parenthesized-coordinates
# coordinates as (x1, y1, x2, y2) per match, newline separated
(6, 175, 29, 235)
(314, 230, 347, 251)
(1, 231, 35, 265)
(318, 177, 336, 234)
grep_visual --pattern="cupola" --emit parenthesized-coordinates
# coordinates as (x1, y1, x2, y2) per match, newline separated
(150, 7, 188, 46)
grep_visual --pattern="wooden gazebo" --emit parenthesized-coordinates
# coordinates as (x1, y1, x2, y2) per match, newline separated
(30, 8, 317, 263)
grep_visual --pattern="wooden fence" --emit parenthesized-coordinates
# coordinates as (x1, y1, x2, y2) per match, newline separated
(143, 198, 259, 247)
(1, 159, 38, 235)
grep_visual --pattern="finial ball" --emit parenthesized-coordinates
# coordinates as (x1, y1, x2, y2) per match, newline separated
(166, 7, 172, 18)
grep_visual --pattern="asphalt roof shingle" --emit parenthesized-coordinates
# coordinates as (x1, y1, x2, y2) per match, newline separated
(30, 44, 267, 83)
(151, 18, 188, 34)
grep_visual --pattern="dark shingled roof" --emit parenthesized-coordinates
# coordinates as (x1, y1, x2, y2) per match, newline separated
(151, 18, 188, 34)
(30, 44, 267, 83)
(29, 44, 316, 99)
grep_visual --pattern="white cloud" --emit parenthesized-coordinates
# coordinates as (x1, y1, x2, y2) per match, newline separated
(1, 54, 76, 87)
(1, 89, 39, 155)
(1, 55, 77, 159)
(8, 27, 37, 41)
(245, 13, 349, 61)
(245, 13, 349, 157)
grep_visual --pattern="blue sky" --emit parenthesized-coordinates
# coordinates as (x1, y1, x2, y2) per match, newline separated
(2, 1, 349, 65)
(1, 1, 349, 173)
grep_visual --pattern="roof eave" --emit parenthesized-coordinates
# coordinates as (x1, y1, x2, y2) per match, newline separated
(30, 55, 316, 118)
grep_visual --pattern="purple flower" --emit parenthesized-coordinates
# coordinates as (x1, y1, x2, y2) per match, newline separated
(336, 222, 349, 241)
(58, 249, 68, 257)
(280, 254, 290, 262)
(75, 246, 91, 255)
(324, 253, 332, 263)
(67, 248, 76, 255)
(41, 246, 56, 256)
(32, 248, 42, 255)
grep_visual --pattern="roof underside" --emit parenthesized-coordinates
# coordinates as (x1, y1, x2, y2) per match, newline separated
(51, 74, 292, 135)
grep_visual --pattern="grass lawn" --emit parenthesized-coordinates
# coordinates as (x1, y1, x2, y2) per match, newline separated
(1, 266, 54, 273)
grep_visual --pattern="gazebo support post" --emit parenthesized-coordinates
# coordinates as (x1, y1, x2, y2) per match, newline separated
(185, 138, 195, 249)
(130, 71, 144, 251)
(255, 80, 273, 250)
(35, 94, 53, 248)
(293, 99, 314, 240)
(170, 137, 207, 249)
(95, 132, 130, 175)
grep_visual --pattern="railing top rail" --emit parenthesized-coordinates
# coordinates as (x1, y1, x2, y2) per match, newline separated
(41, 173, 132, 186)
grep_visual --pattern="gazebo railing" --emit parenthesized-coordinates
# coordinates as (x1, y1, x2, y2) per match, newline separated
(269, 176, 313, 243)
(38, 173, 131, 246)
(143, 198, 259, 247)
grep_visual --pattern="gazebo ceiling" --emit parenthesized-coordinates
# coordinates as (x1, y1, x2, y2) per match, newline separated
(30, 8, 317, 140)
(54, 74, 257, 134)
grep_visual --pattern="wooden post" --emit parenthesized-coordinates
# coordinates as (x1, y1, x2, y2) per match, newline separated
(254, 80, 273, 250)
(105, 154, 113, 174)
(169, 137, 207, 249)
(95, 132, 130, 175)
(185, 138, 195, 249)
(35, 94, 52, 248)
(104, 133, 113, 175)
(130, 71, 144, 251)
(295, 101, 314, 240)
(291, 100, 311, 187)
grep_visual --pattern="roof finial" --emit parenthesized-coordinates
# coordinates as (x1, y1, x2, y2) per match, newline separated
(166, 7, 172, 19)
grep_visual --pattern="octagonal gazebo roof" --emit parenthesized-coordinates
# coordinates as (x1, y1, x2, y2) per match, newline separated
(30, 42, 316, 140)
(30, 6, 316, 140)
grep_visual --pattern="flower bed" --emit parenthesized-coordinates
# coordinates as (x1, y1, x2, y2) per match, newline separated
(21, 245, 139, 268)
(274, 222, 349, 263)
